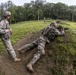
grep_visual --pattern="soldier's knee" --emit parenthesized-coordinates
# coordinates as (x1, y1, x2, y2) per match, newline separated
(33, 53, 41, 60)
(38, 45, 43, 50)
(34, 55, 38, 59)
(6, 46, 13, 51)
(37, 46, 45, 55)
(27, 43, 35, 49)
(25, 44, 31, 49)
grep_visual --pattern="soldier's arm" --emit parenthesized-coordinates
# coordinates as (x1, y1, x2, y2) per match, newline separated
(55, 29, 65, 36)
(7, 22, 12, 34)
(0, 23, 6, 34)
(42, 26, 51, 36)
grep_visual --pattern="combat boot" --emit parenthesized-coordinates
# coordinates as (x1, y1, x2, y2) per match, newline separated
(27, 63, 34, 72)
(14, 58, 21, 62)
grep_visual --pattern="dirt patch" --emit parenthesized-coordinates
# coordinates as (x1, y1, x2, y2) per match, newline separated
(0, 32, 54, 75)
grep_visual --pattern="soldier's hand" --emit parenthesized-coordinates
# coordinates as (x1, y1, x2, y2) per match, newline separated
(5, 29, 10, 33)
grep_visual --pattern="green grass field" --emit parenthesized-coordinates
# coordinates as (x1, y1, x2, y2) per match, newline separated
(0, 20, 76, 75)
(0, 20, 48, 54)
(0, 20, 76, 54)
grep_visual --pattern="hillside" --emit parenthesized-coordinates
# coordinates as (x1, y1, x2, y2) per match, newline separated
(0, 20, 76, 75)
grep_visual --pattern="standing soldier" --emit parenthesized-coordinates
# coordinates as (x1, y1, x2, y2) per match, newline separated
(18, 21, 65, 72)
(0, 11, 21, 62)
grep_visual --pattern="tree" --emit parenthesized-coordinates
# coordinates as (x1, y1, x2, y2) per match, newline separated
(0, 0, 76, 23)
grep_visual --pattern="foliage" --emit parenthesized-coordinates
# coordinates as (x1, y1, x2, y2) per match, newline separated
(0, 0, 76, 23)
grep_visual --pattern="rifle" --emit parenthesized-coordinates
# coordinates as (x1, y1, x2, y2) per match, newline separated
(57, 26, 69, 31)
(64, 27, 69, 30)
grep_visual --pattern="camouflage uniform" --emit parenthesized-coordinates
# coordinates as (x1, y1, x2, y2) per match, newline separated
(0, 20, 16, 59)
(19, 22, 65, 65)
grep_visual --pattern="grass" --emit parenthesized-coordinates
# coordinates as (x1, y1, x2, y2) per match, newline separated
(0, 20, 76, 53)
(50, 20, 76, 75)
(0, 20, 76, 75)
(11, 20, 49, 43)
(0, 20, 50, 54)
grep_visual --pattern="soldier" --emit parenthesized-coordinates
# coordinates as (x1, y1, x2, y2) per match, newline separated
(18, 21, 65, 72)
(0, 11, 21, 62)
(44, 17, 46, 22)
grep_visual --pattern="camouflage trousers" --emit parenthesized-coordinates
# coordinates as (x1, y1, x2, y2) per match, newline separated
(20, 36, 46, 65)
(1, 38, 16, 59)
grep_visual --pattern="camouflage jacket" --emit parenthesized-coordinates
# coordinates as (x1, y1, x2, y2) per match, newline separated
(41, 25, 64, 42)
(0, 20, 12, 40)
